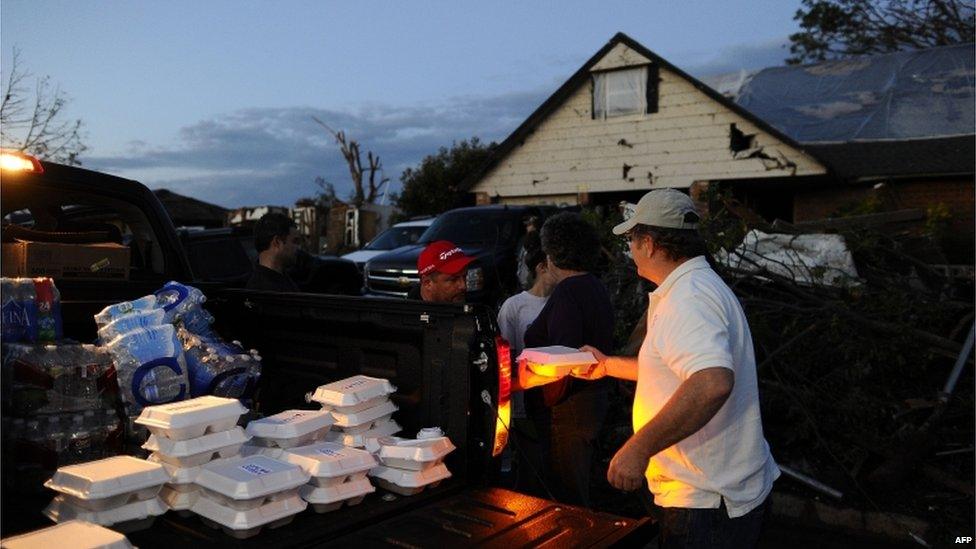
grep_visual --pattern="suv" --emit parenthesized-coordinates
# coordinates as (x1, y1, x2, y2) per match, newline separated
(364, 205, 554, 304)
(340, 217, 435, 272)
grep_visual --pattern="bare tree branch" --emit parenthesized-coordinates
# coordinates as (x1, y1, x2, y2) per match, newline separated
(311, 116, 387, 207)
(1, 47, 86, 164)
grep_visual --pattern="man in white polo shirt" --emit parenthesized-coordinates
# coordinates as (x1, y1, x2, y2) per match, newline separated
(576, 189, 779, 548)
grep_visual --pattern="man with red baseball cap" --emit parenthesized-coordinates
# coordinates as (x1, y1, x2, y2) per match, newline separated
(408, 240, 475, 303)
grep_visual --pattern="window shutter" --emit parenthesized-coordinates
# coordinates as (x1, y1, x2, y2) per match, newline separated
(645, 64, 659, 114)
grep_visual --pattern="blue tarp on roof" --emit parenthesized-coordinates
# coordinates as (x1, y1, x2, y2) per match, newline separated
(736, 44, 975, 143)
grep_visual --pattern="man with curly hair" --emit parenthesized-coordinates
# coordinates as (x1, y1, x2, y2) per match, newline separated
(516, 212, 614, 507)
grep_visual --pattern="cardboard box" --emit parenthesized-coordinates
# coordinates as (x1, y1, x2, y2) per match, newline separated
(2, 241, 130, 280)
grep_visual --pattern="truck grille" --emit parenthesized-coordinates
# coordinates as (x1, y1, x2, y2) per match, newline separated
(366, 268, 418, 297)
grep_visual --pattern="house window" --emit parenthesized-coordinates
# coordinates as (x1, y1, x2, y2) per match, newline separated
(592, 65, 658, 119)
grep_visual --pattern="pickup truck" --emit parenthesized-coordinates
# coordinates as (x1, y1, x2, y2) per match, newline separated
(0, 153, 651, 547)
(364, 205, 555, 305)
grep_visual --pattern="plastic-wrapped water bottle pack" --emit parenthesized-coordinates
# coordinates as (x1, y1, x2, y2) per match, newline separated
(178, 327, 261, 402)
(94, 281, 261, 414)
(1, 277, 63, 343)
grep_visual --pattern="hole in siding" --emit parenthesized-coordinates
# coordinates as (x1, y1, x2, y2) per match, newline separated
(729, 123, 756, 153)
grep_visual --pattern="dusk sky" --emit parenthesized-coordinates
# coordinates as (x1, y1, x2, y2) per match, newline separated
(2, 1, 804, 208)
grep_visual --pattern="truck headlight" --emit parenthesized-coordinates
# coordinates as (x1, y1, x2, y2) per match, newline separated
(466, 267, 484, 291)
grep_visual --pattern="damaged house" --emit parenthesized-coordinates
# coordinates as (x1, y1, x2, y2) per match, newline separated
(462, 33, 974, 263)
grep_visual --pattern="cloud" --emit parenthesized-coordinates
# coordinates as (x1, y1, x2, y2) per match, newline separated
(86, 90, 548, 208)
(682, 38, 791, 77)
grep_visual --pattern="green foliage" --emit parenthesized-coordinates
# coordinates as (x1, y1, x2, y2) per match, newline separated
(697, 184, 749, 254)
(924, 202, 952, 239)
(393, 137, 495, 220)
(787, 0, 975, 65)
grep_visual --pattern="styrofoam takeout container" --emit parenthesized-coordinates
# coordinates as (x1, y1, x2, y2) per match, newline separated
(43, 495, 167, 531)
(325, 418, 402, 448)
(245, 410, 334, 449)
(146, 453, 234, 485)
(0, 520, 134, 549)
(319, 395, 390, 414)
(143, 427, 250, 468)
(136, 396, 247, 441)
(299, 478, 375, 513)
(372, 436, 456, 471)
(192, 491, 307, 539)
(369, 463, 451, 496)
(309, 375, 396, 409)
(518, 345, 597, 377)
(159, 484, 199, 513)
(329, 399, 398, 430)
(281, 442, 377, 486)
(194, 456, 309, 507)
(44, 456, 169, 511)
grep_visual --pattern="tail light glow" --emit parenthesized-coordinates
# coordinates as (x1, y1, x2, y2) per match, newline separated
(492, 335, 512, 457)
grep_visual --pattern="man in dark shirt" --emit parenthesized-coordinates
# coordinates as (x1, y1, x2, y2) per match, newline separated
(515, 212, 614, 508)
(407, 240, 474, 302)
(246, 212, 302, 292)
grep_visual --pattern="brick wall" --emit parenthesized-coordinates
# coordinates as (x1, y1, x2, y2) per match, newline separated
(794, 177, 975, 263)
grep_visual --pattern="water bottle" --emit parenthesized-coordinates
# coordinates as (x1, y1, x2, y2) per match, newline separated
(43, 416, 66, 465)
(180, 306, 216, 338)
(67, 415, 92, 463)
(107, 324, 189, 414)
(154, 281, 207, 324)
(32, 277, 62, 342)
(178, 326, 260, 400)
(97, 308, 165, 344)
(94, 295, 157, 329)
(1, 278, 36, 342)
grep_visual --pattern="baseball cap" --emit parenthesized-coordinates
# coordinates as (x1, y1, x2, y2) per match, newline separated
(418, 240, 475, 276)
(612, 189, 701, 235)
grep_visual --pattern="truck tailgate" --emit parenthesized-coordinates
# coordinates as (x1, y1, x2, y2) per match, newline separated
(124, 485, 652, 548)
(322, 487, 653, 548)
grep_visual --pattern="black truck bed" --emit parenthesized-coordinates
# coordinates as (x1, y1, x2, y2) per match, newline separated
(126, 486, 651, 548)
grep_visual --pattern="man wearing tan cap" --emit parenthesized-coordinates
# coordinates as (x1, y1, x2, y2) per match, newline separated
(575, 189, 779, 548)
(408, 240, 475, 303)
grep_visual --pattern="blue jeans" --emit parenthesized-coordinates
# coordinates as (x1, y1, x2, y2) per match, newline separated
(656, 495, 770, 549)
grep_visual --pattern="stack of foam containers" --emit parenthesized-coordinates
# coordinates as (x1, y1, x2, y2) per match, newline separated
(309, 375, 401, 448)
(42, 456, 169, 533)
(240, 409, 335, 459)
(367, 428, 456, 496)
(281, 442, 378, 513)
(135, 396, 249, 515)
(1, 520, 135, 549)
(191, 455, 310, 539)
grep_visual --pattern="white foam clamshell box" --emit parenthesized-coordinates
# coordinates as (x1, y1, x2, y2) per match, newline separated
(159, 484, 199, 512)
(518, 345, 597, 378)
(372, 436, 456, 471)
(281, 442, 377, 486)
(245, 410, 334, 449)
(135, 396, 248, 441)
(369, 463, 451, 496)
(331, 399, 398, 430)
(300, 478, 374, 513)
(0, 520, 134, 549)
(44, 496, 167, 530)
(142, 427, 250, 468)
(44, 456, 169, 511)
(192, 491, 307, 539)
(309, 375, 396, 409)
(194, 455, 309, 510)
(146, 454, 234, 485)
(325, 418, 402, 448)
